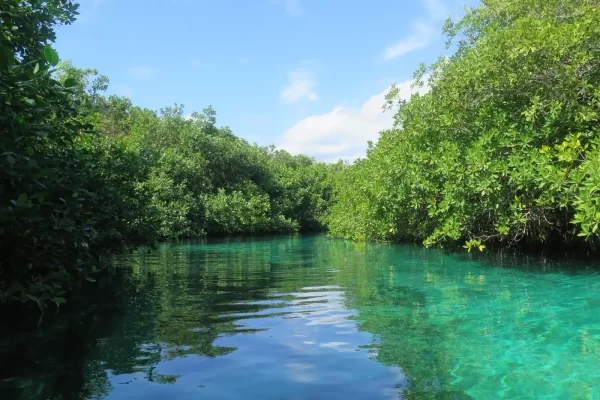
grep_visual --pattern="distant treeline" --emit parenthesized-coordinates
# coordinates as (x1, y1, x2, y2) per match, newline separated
(0, 1, 340, 307)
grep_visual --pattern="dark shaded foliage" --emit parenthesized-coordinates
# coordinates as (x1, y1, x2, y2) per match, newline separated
(0, 1, 334, 307)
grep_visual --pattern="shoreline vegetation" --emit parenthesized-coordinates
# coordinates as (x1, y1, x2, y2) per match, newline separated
(328, 0, 600, 254)
(2, 0, 600, 309)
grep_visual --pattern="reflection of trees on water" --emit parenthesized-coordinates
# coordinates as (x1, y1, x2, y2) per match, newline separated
(83, 235, 337, 398)
(2, 235, 475, 399)
(325, 240, 472, 399)
(0, 270, 127, 400)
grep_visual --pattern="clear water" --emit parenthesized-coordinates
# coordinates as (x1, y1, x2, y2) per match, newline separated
(3, 234, 600, 399)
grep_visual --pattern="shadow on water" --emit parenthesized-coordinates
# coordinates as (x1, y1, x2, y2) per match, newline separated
(2, 234, 600, 399)
(0, 269, 129, 400)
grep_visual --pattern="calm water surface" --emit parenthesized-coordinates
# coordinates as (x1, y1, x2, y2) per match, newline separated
(3, 234, 600, 399)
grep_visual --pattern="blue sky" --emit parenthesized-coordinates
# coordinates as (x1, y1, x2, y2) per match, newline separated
(55, 0, 476, 161)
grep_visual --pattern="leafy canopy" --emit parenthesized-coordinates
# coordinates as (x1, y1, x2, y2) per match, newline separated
(328, 0, 600, 252)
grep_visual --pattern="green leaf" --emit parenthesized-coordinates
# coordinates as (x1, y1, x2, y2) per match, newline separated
(0, 44, 13, 68)
(43, 45, 59, 66)
(6, 154, 16, 166)
(28, 159, 39, 169)
(34, 63, 40, 74)
(16, 193, 28, 207)
(53, 297, 66, 304)
(35, 192, 45, 203)
(63, 77, 77, 88)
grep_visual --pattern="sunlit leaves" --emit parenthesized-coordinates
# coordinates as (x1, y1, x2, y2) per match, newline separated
(43, 45, 59, 66)
(329, 0, 600, 251)
(15, 193, 28, 207)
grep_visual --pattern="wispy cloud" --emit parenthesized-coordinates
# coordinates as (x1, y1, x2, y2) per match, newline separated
(381, 0, 451, 61)
(383, 22, 435, 60)
(273, 0, 305, 17)
(280, 69, 318, 104)
(422, 0, 450, 20)
(191, 59, 211, 68)
(191, 59, 212, 68)
(127, 65, 154, 80)
(191, 53, 223, 69)
(285, 363, 316, 383)
(276, 78, 429, 161)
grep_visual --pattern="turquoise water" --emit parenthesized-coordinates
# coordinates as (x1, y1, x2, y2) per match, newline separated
(2, 234, 600, 399)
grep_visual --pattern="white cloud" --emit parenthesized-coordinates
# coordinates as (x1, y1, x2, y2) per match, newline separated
(422, 0, 450, 20)
(319, 341, 350, 348)
(273, 0, 304, 17)
(191, 59, 214, 68)
(276, 78, 429, 162)
(127, 65, 154, 80)
(381, 0, 452, 61)
(280, 70, 318, 104)
(285, 363, 316, 383)
(191, 53, 222, 69)
(383, 21, 436, 60)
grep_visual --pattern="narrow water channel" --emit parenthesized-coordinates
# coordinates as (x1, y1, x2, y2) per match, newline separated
(2, 234, 599, 399)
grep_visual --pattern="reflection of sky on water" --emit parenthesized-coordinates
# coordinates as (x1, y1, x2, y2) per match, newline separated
(97, 279, 406, 400)
(285, 363, 317, 383)
(207, 285, 405, 399)
(7, 235, 600, 400)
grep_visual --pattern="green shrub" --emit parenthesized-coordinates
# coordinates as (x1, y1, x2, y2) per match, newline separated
(328, 0, 600, 251)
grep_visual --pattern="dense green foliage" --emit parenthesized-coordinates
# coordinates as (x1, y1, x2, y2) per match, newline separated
(0, 0, 123, 308)
(6, 0, 600, 310)
(329, 0, 600, 251)
(0, 1, 334, 307)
